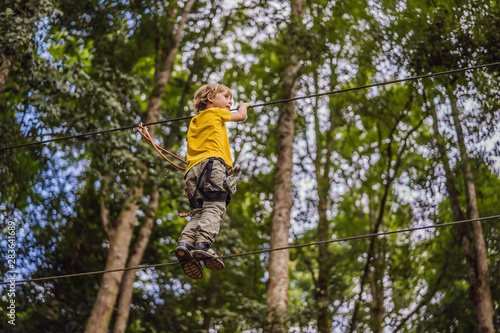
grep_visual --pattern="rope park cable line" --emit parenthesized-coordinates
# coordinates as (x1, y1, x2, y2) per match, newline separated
(2, 215, 499, 286)
(1, 61, 500, 152)
(1, 62, 499, 285)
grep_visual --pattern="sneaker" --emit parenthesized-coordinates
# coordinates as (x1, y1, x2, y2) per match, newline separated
(193, 242, 225, 272)
(171, 242, 203, 279)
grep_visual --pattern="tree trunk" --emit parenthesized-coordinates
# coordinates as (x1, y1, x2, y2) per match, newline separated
(85, 2, 197, 332)
(348, 130, 399, 333)
(426, 88, 494, 333)
(201, 294, 216, 331)
(394, 238, 453, 332)
(264, 2, 304, 332)
(315, 162, 331, 333)
(312, 69, 336, 333)
(0, 55, 12, 106)
(113, 188, 160, 333)
(177, 1, 230, 115)
(85, 197, 142, 332)
(145, 0, 197, 122)
(448, 92, 495, 333)
(369, 216, 385, 333)
(349, 101, 422, 332)
(201, 274, 218, 331)
(427, 90, 477, 288)
(369, 262, 384, 333)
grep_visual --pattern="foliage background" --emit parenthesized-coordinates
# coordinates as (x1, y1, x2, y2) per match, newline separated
(1, 0, 499, 332)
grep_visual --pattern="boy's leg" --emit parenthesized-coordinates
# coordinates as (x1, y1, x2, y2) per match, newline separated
(177, 208, 201, 246)
(196, 159, 227, 244)
(195, 200, 225, 245)
(192, 159, 227, 271)
(174, 210, 205, 279)
(178, 162, 205, 247)
(174, 210, 207, 279)
(173, 166, 204, 279)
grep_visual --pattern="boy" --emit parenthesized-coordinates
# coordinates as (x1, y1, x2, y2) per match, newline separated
(173, 83, 250, 279)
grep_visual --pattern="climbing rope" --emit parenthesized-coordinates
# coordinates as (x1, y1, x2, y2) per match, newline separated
(134, 123, 187, 171)
(1, 61, 499, 152)
(2, 214, 499, 285)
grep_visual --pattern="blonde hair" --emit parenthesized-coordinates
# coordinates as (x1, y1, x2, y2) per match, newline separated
(193, 83, 232, 114)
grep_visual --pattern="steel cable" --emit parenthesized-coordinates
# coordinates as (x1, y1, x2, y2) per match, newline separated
(1, 62, 499, 152)
(2, 214, 499, 285)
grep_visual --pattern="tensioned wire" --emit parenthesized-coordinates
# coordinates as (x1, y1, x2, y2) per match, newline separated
(2, 214, 499, 285)
(1, 61, 500, 152)
(2, 63, 499, 284)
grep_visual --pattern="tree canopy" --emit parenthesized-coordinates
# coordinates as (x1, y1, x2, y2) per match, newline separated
(1, 0, 499, 332)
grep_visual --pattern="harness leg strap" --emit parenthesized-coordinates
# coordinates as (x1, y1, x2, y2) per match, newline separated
(189, 158, 231, 210)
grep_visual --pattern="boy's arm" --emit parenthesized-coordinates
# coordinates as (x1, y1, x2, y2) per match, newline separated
(230, 103, 251, 122)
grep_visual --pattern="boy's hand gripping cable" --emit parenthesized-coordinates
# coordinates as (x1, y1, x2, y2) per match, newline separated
(134, 123, 187, 171)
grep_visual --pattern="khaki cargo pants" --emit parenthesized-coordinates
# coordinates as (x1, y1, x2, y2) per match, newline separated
(178, 158, 228, 247)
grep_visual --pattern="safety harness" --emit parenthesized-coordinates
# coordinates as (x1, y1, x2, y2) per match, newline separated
(135, 124, 239, 217)
(189, 157, 231, 210)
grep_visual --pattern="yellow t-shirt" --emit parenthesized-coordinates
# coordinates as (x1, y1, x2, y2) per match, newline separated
(185, 107, 233, 174)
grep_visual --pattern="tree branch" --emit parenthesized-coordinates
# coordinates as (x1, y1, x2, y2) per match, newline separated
(394, 239, 455, 332)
